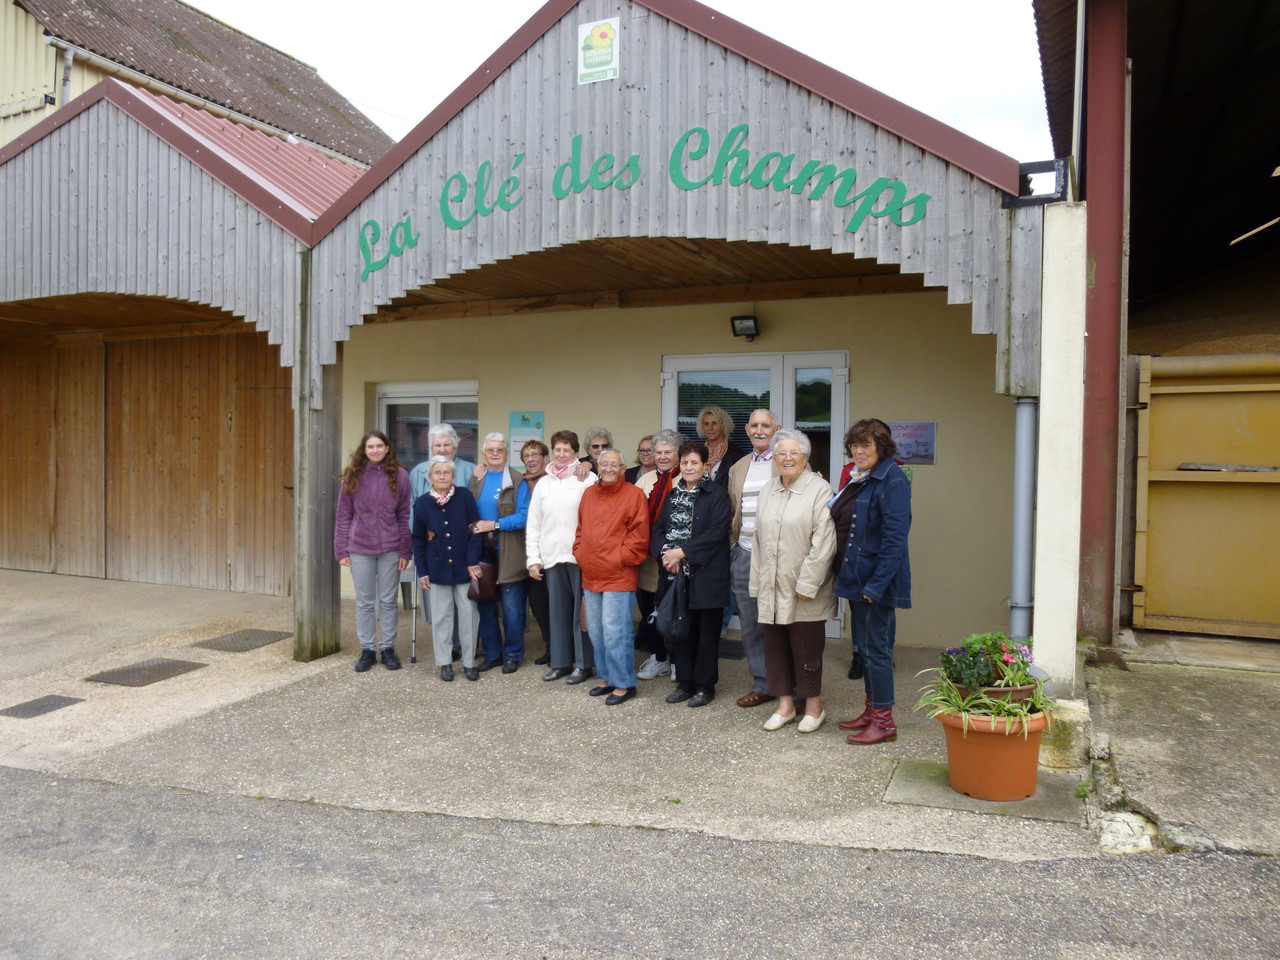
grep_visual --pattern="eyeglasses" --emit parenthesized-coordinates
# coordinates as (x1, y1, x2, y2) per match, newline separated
(590, 443, 607, 450)
(637, 447, 653, 454)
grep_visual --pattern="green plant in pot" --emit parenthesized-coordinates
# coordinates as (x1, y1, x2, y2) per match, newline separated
(915, 633, 1055, 801)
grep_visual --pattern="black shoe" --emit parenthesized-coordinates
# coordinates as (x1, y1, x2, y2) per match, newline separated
(688, 691, 714, 708)
(354, 650, 377, 672)
(381, 647, 401, 670)
(465, 667, 479, 682)
(666, 688, 694, 704)
(565, 668, 593, 685)
(606, 687, 637, 706)
(477, 658, 502, 673)
(534, 652, 551, 665)
(848, 652, 864, 680)
(588, 684, 612, 697)
(439, 664, 454, 682)
(502, 659, 519, 674)
(542, 667, 572, 681)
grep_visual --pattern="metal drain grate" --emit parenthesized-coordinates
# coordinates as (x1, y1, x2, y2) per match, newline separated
(86, 658, 207, 687)
(192, 629, 291, 652)
(0, 694, 84, 718)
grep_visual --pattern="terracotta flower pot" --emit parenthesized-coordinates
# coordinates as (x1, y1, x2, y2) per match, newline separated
(952, 682, 1039, 703)
(937, 710, 1051, 802)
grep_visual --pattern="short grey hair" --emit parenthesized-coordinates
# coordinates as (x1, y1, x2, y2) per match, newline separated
(750, 408, 779, 425)
(595, 448, 626, 468)
(770, 429, 811, 456)
(652, 429, 682, 452)
(427, 423, 459, 448)
(583, 426, 613, 447)
(482, 431, 506, 446)
(426, 455, 457, 477)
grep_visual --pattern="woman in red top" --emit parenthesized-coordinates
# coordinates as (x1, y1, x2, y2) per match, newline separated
(574, 448, 650, 705)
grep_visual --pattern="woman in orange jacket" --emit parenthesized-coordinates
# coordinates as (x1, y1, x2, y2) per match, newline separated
(573, 448, 651, 705)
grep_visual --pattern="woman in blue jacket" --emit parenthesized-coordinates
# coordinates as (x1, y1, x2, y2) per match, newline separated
(411, 456, 483, 682)
(833, 419, 912, 745)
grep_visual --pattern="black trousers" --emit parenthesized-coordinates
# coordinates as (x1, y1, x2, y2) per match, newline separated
(670, 607, 723, 695)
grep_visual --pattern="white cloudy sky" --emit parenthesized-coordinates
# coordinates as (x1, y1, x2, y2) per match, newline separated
(190, 0, 1053, 162)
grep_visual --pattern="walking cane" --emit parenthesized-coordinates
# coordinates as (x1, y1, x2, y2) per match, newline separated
(411, 579, 418, 664)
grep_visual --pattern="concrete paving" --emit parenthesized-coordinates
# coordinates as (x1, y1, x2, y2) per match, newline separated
(2, 570, 1278, 862)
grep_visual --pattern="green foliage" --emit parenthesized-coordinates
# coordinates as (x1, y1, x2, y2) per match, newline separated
(914, 668, 1054, 738)
(939, 632, 1037, 688)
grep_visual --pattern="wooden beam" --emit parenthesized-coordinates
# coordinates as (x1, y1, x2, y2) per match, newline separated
(293, 250, 342, 662)
(368, 274, 935, 325)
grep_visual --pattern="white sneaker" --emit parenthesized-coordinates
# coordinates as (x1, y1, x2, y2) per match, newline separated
(670, 665, 677, 682)
(763, 711, 798, 731)
(798, 711, 826, 734)
(637, 655, 670, 680)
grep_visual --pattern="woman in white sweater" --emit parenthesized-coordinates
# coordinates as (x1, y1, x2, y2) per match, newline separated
(526, 429, 598, 683)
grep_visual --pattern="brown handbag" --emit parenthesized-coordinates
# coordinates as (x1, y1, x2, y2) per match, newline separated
(468, 557, 499, 603)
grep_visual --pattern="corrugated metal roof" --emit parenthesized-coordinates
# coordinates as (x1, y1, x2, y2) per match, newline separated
(16, 0, 394, 165)
(135, 84, 365, 221)
(0, 79, 366, 242)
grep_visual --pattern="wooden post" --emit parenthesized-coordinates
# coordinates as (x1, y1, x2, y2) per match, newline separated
(292, 248, 342, 661)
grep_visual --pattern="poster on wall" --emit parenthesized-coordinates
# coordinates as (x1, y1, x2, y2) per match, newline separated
(509, 411, 545, 464)
(889, 422, 936, 465)
(577, 18, 620, 84)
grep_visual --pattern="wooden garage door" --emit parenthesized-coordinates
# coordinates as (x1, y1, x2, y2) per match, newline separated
(106, 334, 293, 595)
(1133, 354, 1280, 639)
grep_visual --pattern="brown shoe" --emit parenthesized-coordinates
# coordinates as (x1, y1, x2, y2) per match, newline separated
(736, 691, 777, 708)
(846, 707, 897, 745)
(838, 699, 874, 731)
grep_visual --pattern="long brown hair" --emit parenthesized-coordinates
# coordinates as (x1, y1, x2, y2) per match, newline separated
(341, 430, 402, 495)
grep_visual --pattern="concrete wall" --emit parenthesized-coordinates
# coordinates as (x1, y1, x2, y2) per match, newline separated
(338, 290, 1017, 649)
(1129, 248, 1280, 357)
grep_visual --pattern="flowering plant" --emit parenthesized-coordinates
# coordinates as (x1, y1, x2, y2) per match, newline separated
(939, 632, 1036, 688)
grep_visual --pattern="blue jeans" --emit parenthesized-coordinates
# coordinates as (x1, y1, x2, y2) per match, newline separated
(583, 589, 636, 689)
(478, 580, 529, 662)
(850, 598, 897, 707)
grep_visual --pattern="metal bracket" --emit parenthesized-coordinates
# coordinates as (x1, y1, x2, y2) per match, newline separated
(1002, 159, 1070, 208)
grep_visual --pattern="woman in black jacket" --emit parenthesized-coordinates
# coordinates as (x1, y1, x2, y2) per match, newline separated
(651, 441, 732, 708)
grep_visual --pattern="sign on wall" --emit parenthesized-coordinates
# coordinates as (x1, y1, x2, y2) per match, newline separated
(509, 410, 545, 462)
(889, 422, 936, 465)
(578, 19, 620, 84)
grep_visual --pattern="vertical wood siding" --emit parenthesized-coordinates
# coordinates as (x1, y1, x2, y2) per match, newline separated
(53, 340, 106, 576)
(0, 342, 56, 571)
(310, 0, 1042, 394)
(0, 101, 303, 364)
(103, 333, 293, 595)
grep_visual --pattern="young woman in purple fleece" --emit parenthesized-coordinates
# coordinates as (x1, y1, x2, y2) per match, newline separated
(334, 430, 412, 672)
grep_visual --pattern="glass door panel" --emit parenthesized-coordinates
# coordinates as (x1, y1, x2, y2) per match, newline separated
(383, 402, 432, 476)
(440, 401, 479, 464)
(673, 368, 773, 444)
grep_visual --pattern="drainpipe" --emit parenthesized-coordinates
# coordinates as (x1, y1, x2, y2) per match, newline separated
(1009, 396, 1038, 645)
(60, 46, 73, 105)
(41, 36, 366, 167)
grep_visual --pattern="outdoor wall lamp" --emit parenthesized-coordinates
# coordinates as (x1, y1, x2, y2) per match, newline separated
(730, 315, 759, 342)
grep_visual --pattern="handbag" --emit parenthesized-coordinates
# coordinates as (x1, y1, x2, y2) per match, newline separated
(650, 566, 690, 642)
(467, 560, 499, 603)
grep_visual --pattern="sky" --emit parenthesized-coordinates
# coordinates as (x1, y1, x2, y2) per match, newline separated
(189, 0, 1053, 163)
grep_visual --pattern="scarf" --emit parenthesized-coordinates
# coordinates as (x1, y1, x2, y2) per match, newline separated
(548, 460, 575, 480)
(705, 436, 729, 469)
(663, 475, 708, 547)
(647, 470, 673, 525)
(428, 484, 456, 506)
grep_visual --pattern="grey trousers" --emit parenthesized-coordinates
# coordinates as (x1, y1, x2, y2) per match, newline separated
(430, 582, 478, 668)
(545, 562, 594, 672)
(349, 550, 400, 651)
(731, 543, 768, 694)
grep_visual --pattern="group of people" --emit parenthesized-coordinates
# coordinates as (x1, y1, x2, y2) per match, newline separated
(333, 408, 912, 743)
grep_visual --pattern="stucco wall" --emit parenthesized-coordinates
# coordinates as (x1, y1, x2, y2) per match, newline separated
(338, 290, 1016, 649)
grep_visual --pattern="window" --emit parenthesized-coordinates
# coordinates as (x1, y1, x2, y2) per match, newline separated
(376, 381, 479, 477)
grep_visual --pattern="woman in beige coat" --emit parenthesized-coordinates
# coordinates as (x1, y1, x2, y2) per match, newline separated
(749, 429, 837, 733)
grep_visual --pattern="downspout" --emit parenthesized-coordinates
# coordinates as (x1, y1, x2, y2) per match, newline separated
(1009, 396, 1038, 644)
(42, 36, 366, 167)
(60, 45, 73, 105)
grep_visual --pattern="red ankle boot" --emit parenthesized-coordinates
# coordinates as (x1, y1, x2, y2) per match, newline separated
(838, 699, 874, 731)
(846, 707, 896, 744)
